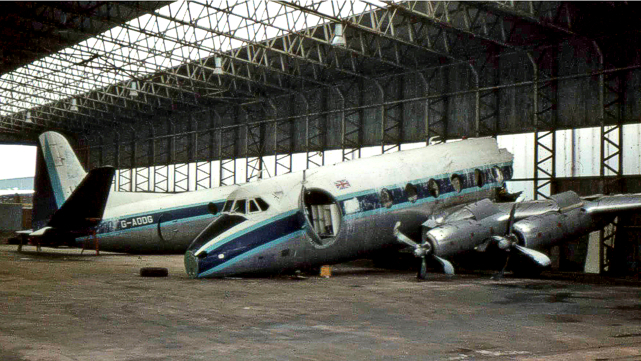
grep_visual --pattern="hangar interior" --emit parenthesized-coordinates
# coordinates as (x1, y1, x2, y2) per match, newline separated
(1, 1, 641, 276)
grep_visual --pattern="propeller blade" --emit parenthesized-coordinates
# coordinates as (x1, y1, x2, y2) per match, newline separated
(506, 203, 517, 235)
(393, 222, 420, 248)
(513, 245, 552, 268)
(417, 257, 428, 280)
(433, 255, 455, 275)
(476, 240, 491, 252)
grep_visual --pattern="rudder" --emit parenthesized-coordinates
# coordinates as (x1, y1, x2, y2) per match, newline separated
(32, 132, 87, 230)
(38, 131, 87, 207)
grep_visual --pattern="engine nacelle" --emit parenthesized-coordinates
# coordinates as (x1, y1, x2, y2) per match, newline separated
(512, 207, 594, 249)
(424, 214, 508, 258)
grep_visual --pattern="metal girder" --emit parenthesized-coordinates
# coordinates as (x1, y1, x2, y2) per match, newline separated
(383, 1, 521, 51)
(381, 76, 402, 154)
(245, 103, 273, 182)
(338, 83, 362, 161)
(594, 41, 625, 274)
(119, 2, 328, 95)
(0, 2, 171, 74)
(275, 0, 461, 63)
(529, 49, 558, 200)
(1, 55, 178, 124)
(219, 125, 238, 186)
(199, 0, 417, 74)
(115, 14, 290, 99)
(0, 90, 94, 132)
(473, 1, 574, 36)
(195, 110, 219, 190)
(275, 95, 295, 176)
(0, 73, 140, 127)
(305, 91, 326, 169)
(424, 66, 450, 143)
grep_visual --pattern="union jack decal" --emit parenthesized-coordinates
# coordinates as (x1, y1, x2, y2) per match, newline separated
(334, 179, 351, 190)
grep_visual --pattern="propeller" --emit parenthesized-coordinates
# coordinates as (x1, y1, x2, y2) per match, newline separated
(393, 222, 454, 280)
(489, 203, 551, 279)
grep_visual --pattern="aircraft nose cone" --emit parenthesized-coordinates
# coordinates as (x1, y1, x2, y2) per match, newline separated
(184, 251, 200, 278)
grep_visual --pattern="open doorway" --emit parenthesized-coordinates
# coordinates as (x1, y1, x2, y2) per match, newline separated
(303, 188, 342, 244)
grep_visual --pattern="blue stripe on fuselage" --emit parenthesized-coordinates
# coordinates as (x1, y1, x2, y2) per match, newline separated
(199, 230, 306, 277)
(197, 211, 303, 275)
(76, 200, 226, 242)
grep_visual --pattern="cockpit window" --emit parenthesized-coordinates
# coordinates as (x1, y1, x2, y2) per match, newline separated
(249, 199, 260, 213)
(255, 198, 269, 211)
(232, 199, 246, 214)
(222, 200, 233, 212)
(187, 214, 247, 252)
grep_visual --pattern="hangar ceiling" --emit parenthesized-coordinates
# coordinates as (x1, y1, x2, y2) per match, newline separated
(4, 1, 641, 140)
(2, 0, 641, 199)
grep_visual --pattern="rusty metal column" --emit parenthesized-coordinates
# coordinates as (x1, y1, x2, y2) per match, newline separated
(424, 66, 449, 144)
(304, 91, 325, 169)
(275, 97, 294, 176)
(594, 42, 625, 274)
(528, 50, 558, 200)
(172, 117, 191, 192)
(135, 122, 154, 192)
(381, 76, 404, 154)
(196, 110, 218, 190)
(152, 122, 167, 193)
(340, 83, 361, 161)
(245, 102, 271, 182)
(219, 107, 238, 186)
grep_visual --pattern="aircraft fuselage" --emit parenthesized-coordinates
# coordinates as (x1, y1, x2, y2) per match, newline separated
(186, 138, 514, 278)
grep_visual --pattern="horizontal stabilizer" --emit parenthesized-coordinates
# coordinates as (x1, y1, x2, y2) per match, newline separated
(48, 166, 115, 231)
(30, 227, 52, 237)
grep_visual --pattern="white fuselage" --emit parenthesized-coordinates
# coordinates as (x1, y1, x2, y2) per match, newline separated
(77, 185, 238, 253)
(185, 138, 514, 277)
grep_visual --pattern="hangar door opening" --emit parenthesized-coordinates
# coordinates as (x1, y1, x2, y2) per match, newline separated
(302, 188, 342, 246)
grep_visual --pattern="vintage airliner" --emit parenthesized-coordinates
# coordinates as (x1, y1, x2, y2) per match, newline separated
(30, 132, 641, 278)
(29, 131, 237, 253)
(184, 137, 641, 279)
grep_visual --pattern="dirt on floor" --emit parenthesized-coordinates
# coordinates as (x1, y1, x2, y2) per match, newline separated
(0, 244, 640, 361)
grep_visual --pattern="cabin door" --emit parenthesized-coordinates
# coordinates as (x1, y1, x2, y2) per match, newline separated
(299, 187, 343, 249)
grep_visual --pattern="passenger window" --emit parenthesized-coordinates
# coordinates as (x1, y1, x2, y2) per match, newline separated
(428, 179, 439, 198)
(233, 199, 246, 214)
(474, 169, 484, 188)
(492, 167, 504, 183)
(208, 202, 218, 215)
(405, 183, 418, 203)
(380, 188, 393, 208)
(256, 198, 270, 211)
(222, 200, 233, 212)
(451, 174, 462, 193)
(249, 200, 260, 213)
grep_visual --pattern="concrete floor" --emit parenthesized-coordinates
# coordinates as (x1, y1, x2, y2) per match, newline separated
(0, 244, 640, 361)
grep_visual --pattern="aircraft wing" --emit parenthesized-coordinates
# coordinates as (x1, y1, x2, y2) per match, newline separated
(582, 193, 641, 215)
(394, 191, 641, 279)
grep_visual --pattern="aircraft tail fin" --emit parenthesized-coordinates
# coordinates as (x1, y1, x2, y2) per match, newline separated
(32, 131, 89, 230)
(38, 131, 87, 206)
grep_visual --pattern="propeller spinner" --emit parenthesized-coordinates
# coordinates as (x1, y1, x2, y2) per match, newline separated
(393, 222, 454, 280)
(490, 203, 551, 279)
